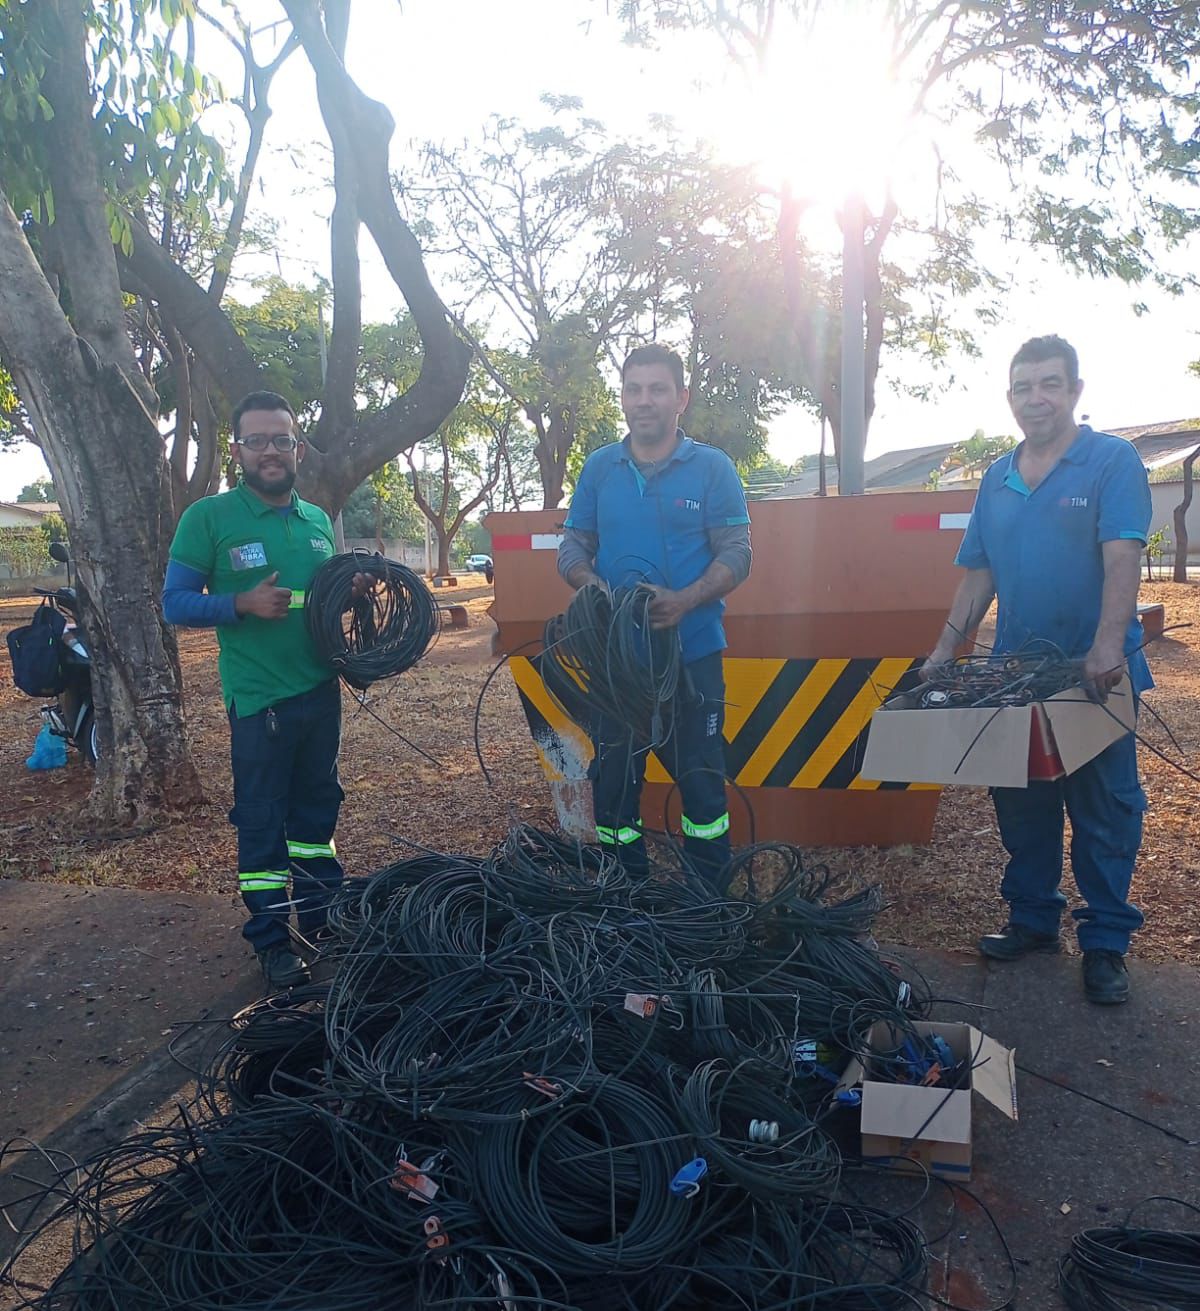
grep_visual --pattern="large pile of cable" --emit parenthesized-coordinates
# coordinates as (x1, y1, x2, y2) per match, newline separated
(304, 550, 438, 690)
(900, 639, 1087, 709)
(3, 830, 940, 1311)
(1059, 1199, 1200, 1311)
(541, 583, 681, 743)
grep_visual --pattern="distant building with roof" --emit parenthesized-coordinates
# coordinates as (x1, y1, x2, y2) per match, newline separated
(0, 501, 61, 528)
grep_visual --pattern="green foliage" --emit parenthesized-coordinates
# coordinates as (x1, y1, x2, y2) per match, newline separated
(0, 526, 50, 578)
(941, 430, 1018, 479)
(224, 279, 328, 425)
(359, 316, 425, 413)
(616, 1, 1200, 288)
(1144, 523, 1170, 580)
(0, 363, 26, 448)
(417, 110, 821, 499)
(341, 463, 423, 542)
(17, 476, 56, 503)
(0, 0, 230, 248)
(459, 520, 492, 556)
(38, 511, 67, 551)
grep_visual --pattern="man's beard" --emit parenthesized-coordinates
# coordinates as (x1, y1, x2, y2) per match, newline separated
(243, 465, 296, 497)
(629, 415, 673, 444)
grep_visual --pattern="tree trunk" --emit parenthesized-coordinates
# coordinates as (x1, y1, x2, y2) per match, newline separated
(9, 339, 199, 825)
(0, 5, 200, 830)
(536, 411, 572, 509)
(1172, 446, 1200, 582)
(436, 532, 452, 578)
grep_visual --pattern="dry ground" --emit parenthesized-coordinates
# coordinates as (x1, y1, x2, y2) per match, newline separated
(0, 579, 1197, 966)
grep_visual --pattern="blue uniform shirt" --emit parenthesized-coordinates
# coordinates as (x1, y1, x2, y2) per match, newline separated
(956, 425, 1153, 690)
(564, 432, 750, 662)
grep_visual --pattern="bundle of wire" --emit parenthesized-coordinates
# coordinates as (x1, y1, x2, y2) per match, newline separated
(3, 827, 956, 1311)
(541, 582, 681, 743)
(1059, 1199, 1200, 1311)
(899, 638, 1086, 709)
(303, 550, 438, 691)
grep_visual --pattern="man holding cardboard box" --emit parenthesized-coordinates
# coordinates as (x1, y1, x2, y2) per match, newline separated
(923, 335, 1151, 1006)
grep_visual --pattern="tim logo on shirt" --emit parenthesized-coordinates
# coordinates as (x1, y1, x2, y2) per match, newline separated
(1059, 496, 1089, 508)
(675, 498, 701, 512)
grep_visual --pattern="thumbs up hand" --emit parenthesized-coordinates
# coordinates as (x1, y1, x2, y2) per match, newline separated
(235, 570, 292, 620)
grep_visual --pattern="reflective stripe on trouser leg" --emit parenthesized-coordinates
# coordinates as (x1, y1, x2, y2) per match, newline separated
(287, 839, 336, 860)
(680, 813, 730, 841)
(238, 870, 290, 894)
(669, 652, 733, 890)
(596, 825, 644, 846)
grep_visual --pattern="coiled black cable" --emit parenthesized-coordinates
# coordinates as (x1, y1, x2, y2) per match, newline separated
(1059, 1198, 1200, 1311)
(3, 826, 959, 1311)
(541, 582, 682, 744)
(303, 550, 437, 690)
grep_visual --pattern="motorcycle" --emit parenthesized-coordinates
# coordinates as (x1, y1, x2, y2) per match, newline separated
(30, 541, 99, 764)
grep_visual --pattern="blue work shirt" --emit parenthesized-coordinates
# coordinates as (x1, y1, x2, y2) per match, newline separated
(564, 431, 750, 661)
(956, 425, 1153, 690)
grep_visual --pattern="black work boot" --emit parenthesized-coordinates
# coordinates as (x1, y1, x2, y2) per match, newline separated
(1082, 950, 1130, 1005)
(978, 923, 1061, 961)
(257, 945, 310, 990)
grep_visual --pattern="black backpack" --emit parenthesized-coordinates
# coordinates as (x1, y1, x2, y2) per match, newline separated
(7, 601, 68, 697)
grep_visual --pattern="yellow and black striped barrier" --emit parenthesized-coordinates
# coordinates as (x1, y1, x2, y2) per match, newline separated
(510, 655, 932, 792)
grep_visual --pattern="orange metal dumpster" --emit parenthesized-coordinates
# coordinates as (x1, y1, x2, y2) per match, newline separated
(485, 489, 977, 847)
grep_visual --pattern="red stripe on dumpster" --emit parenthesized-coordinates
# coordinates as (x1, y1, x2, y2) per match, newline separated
(892, 513, 972, 532)
(893, 514, 940, 532)
(493, 533, 564, 551)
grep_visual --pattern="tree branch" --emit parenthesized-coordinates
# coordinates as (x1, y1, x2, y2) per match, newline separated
(281, 0, 470, 506)
(37, 1, 151, 400)
(120, 217, 261, 401)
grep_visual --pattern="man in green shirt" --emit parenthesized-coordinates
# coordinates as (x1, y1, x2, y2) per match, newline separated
(164, 391, 366, 989)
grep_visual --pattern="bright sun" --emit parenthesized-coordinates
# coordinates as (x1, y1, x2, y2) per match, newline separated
(702, 10, 921, 215)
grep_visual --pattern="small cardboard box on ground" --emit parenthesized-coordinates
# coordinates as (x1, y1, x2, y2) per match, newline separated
(838, 1021, 1018, 1180)
(860, 675, 1135, 787)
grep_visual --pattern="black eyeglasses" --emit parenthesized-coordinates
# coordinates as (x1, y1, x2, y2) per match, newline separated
(235, 433, 299, 452)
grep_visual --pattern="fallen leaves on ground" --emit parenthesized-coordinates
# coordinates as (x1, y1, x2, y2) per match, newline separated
(0, 580, 1196, 967)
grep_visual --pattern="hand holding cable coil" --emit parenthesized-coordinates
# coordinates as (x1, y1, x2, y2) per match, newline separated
(541, 582, 682, 744)
(304, 551, 437, 691)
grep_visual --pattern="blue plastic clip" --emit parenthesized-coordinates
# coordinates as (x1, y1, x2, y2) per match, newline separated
(670, 1157, 708, 1199)
(929, 1036, 955, 1071)
(900, 1036, 933, 1081)
(835, 1089, 862, 1108)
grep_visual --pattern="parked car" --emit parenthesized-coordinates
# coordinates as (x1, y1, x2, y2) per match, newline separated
(465, 553, 493, 572)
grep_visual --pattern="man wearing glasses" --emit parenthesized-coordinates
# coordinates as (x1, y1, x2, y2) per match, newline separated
(164, 391, 366, 990)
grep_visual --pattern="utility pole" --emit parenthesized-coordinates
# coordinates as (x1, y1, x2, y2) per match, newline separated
(839, 193, 867, 496)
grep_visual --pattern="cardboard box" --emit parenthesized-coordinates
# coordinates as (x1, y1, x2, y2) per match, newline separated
(839, 1021, 1017, 1180)
(860, 675, 1135, 788)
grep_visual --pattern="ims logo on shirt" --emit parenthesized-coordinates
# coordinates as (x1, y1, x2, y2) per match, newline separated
(674, 498, 701, 512)
(1059, 496, 1089, 508)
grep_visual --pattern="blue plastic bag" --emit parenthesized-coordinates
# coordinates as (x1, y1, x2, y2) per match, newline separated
(26, 723, 67, 770)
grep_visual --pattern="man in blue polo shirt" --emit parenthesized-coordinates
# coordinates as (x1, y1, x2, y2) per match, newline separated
(924, 335, 1150, 1005)
(557, 344, 752, 889)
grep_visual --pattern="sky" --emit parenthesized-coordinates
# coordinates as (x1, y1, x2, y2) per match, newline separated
(3, 0, 1198, 499)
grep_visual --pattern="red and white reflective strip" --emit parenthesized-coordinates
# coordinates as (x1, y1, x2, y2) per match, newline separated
(492, 533, 565, 552)
(892, 512, 972, 532)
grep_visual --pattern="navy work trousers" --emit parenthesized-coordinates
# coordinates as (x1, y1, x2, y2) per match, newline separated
(992, 727, 1145, 953)
(591, 651, 732, 890)
(228, 678, 345, 953)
